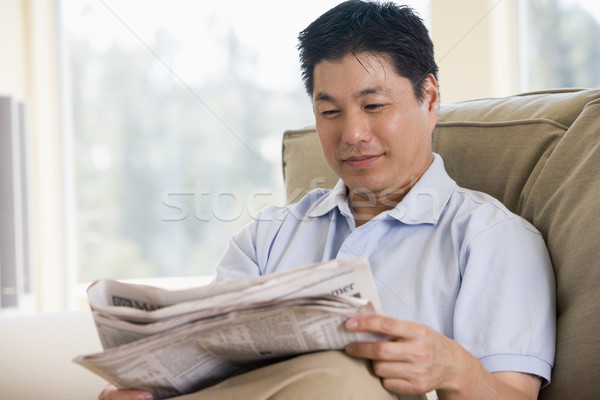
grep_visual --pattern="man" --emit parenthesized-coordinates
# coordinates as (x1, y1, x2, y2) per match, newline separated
(101, 1, 555, 399)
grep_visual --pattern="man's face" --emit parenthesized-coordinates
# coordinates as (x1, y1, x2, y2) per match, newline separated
(312, 52, 439, 200)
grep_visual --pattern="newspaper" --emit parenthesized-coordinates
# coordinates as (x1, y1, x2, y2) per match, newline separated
(74, 257, 385, 399)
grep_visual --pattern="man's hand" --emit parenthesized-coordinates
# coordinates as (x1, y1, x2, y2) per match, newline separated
(344, 315, 541, 400)
(98, 385, 153, 400)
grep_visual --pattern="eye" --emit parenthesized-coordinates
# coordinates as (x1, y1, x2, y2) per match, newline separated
(321, 109, 340, 118)
(364, 104, 385, 111)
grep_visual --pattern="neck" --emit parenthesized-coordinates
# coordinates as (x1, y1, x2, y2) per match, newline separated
(349, 186, 410, 227)
(348, 160, 433, 227)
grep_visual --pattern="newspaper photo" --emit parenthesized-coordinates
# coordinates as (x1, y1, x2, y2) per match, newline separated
(74, 257, 384, 399)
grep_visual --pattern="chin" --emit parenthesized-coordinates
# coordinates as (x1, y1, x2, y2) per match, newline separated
(344, 177, 386, 195)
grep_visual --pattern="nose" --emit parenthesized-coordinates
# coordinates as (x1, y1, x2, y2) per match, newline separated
(341, 112, 372, 145)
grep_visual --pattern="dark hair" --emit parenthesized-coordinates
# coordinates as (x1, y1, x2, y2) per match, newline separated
(297, 0, 438, 102)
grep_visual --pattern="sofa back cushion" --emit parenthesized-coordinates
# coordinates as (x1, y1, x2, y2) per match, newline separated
(281, 88, 600, 399)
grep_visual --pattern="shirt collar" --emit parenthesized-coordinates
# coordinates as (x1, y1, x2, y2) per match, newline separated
(388, 153, 455, 225)
(307, 153, 455, 225)
(307, 178, 352, 218)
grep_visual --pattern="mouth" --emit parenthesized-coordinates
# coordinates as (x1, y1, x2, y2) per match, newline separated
(342, 154, 383, 168)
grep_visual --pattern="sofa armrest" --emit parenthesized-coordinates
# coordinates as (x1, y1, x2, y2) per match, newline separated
(0, 311, 107, 400)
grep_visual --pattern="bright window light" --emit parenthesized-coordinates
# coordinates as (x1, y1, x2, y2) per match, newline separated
(60, 0, 430, 287)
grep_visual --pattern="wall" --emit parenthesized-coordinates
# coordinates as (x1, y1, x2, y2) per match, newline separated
(0, 0, 524, 313)
(0, 0, 66, 313)
(430, 0, 519, 104)
(0, 1, 29, 98)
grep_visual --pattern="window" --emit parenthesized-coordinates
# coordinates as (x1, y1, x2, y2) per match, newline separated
(4, 0, 593, 313)
(520, 0, 600, 91)
(60, 1, 430, 298)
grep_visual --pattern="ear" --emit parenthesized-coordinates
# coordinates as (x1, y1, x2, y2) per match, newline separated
(423, 74, 439, 111)
(423, 74, 439, 130)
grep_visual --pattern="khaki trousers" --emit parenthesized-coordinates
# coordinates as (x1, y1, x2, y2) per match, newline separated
(173, 350, 426, 400)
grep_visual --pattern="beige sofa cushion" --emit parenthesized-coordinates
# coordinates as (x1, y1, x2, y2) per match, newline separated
(282, 126, 338, 204)
(434, 89, 600, 214)
(281, 88, 600, 398)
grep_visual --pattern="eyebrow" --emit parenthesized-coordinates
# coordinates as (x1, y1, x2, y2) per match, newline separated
(356, 86, 390, 98)
(314, 86, 391, 103)
(314, 92, 336, 103)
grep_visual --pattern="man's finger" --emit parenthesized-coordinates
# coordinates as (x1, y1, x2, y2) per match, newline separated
(98, 385, 153, 400)
(346, 315, 428, 339)
(345, 338, 414, 361)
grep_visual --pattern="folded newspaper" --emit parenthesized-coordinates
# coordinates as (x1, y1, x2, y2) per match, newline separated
(74, 257, 384, 399)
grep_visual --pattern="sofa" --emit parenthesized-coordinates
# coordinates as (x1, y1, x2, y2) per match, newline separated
(283, 88, 600, 399)
(1, 88, 599, 399)
(0, 310, 107, 399)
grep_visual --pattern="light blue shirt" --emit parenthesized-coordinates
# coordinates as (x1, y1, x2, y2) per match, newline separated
(216, 153, 556, 384)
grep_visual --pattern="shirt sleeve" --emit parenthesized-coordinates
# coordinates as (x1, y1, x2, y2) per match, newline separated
(214, 204, 288, 282)
(453, 217, 556, 385)
(214, 222, 261, 282)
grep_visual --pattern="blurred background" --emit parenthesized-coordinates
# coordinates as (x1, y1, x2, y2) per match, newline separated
(1, 0, 598, 315)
